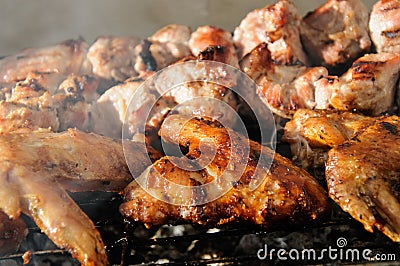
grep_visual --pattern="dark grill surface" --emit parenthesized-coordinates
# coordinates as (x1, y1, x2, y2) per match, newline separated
(1, 191, 399, 266)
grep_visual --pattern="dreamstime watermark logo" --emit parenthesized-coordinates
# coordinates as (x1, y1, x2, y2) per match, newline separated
(257, 237, 397, 262)
(122, 60, 276, 206)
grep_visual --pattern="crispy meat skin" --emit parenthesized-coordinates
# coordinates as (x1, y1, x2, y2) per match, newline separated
(240, 43, 327, 118)
(283, 109, 375, 169)
(233, 0, 308, 64)
(301, 0, 371, 68)
(120, 116, 329, 227)
(326, 115, 400, 242)
(315, 53, 400, 115)
(370, 0, 400, 53)
(0, 129, 158, 265)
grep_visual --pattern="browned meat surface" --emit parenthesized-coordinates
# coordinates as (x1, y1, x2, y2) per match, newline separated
(0, 39, 92, 83)
(148, 24, 193, 69)
(326, 115, 400, 242)
(0, 212, 27, 256)
(0, 128, 159, 265)
(301, 0, 371, 69)
(189, 25, 239, 67)
(240, 43, 327, 118)
(87, 36, 141, 81)
(0, 73, 104, 134)
(315, 53, 400, 115)
(370, 0, 400, 53)
(283, 109, 375, 169)
(233, 0, 308, 64)
(120, 115, 330, 228)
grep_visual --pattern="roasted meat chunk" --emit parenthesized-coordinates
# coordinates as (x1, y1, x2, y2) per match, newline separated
(87, 36, 142, 81)
(240, 43, 327, 118)
(326, 115, 400, 242)
(301, 0, 371, 69)
(315, 52, 400, 115)
(0, 212, 27, 256)
(369, 0, 400, 53)
(233, 0, 308, 64)
(283, 109, 375, 169)
(189, 25, 239, 67)
(120, 115, 330, 228)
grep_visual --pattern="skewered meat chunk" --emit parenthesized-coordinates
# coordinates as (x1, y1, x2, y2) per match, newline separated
(326, 115, 400, 242)
(233, 0, 308, 64)
(369, 0, 400, 53)
(315, 52, 400, 115)
(87, 36, 141, 81)
(148, 24, 193, 69)
(301, 0, 371, 69)
(283, 109, 375, 169)
(0, 39, 92, 84)
(189, 25, 239, 67)
(240, 43, 327, 118)
(0, 128, 159, 265)
(120, 115, 330, 228)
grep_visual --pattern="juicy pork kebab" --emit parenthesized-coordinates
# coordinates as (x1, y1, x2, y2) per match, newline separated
(120, 115, 330, 228)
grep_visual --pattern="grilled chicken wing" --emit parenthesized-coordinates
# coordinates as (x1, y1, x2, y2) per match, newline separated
(315, 52, 400, 115)
(240, 43, 327, 118)
(370, 0, 400, 54)
(326, 115, 400, 242)
(301, 0, 371, 70)
(0, 129, 159, 265)
(283, 109, 375, 169)
(120, 115, 330, 228)
(233, 0, 308, 64)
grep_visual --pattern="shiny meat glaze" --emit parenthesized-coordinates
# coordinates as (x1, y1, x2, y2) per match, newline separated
(233, 0, 308, 64)
(0, 129, 159, 265)
(301, 0, 371, 69)
(283, 109, 375, 169)
(370, 0, 400, 53)
(189, 25, 239, 67)
(120, 115, 330, 228)
(240, 43, 327, 118)
(315, 52, 400, 115)
(326, 115, 400, 242)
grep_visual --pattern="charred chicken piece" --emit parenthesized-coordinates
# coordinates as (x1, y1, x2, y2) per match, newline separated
(301, 0, 371, 70)
(369, 0, 400, 54)
(233, 0, 308, 64)
(189, 25, 239, 67)
(240, 43, 327, 118)
(283, 109, 375, 169)
(315, 53, 400, 115)
(120, 115, 330, 228)
(326, 115, 400, 242)
(0, 128, 159, 265)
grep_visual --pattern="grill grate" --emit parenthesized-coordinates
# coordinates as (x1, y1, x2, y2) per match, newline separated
(1, 192, 399, 265)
